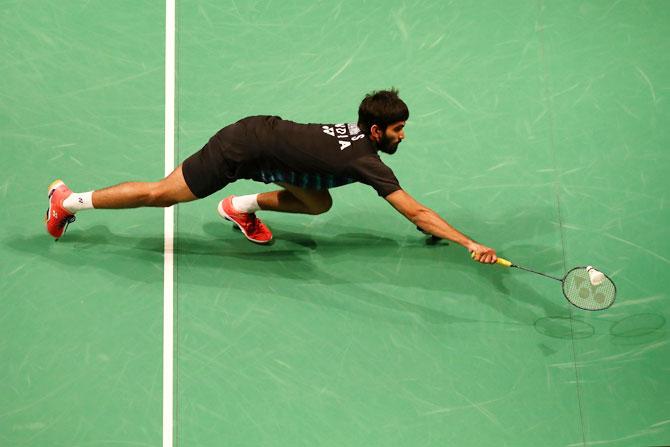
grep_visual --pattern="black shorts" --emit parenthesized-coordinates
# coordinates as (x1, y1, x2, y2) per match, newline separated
(181, 120, 251, 198)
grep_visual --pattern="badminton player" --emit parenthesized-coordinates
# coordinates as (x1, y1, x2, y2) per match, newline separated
(45, 89, 497, 263)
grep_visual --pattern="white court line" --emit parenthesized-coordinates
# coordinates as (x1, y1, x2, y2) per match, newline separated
(163, 0, 175, 446)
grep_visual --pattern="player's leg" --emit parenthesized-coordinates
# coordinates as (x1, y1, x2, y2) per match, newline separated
(46, 165, 197, 239)
(217, 183, 331, 245)
(91, 164, 197, 208)
(257, 182, 332, 215)
(223, 182, 332, 215)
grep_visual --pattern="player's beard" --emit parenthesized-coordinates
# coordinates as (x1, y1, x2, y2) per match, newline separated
(379, 134, 400, 154)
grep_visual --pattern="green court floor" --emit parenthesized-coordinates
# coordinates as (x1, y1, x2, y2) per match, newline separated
(1, 1, 669, 446)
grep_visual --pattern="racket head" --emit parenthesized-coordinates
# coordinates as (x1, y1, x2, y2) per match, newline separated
(562, 267, 616, 311)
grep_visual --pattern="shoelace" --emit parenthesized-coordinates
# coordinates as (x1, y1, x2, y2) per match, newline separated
(246, 213, 258, 232)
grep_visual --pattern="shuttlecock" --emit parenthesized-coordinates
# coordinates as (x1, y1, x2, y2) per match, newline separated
(586, 266, 606, 286)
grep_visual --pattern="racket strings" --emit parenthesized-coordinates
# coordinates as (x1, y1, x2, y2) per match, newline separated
(562, 268, 616, 311)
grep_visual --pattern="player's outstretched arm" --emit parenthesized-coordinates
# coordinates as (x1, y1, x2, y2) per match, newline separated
(384, 189, 497, 263)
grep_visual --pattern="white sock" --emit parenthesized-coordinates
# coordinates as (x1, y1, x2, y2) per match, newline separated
(63, 191, 94, 213)
(232, 194, 260, 213)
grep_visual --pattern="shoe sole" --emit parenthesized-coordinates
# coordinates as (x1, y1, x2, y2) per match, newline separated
(217, 200, 272, 245)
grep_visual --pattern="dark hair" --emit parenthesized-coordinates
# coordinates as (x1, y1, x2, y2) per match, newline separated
(357, 89, 409, 136)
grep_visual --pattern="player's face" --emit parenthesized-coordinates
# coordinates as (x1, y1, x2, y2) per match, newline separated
(379, 121, 406, 154)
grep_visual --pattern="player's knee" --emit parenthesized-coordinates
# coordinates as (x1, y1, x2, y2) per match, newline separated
(147, 185, 178, 207)
(307, 194, 332, 215)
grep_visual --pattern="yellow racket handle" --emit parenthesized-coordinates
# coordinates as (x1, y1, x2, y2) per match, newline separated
(496, 257, 513, 267)
(470, 252, 513, 267)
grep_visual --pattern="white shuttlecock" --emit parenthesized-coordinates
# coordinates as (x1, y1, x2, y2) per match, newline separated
(586, 266, 606, 286)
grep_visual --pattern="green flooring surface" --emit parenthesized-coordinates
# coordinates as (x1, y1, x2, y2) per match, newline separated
(1, 1, 165, 445)
(2, 1, 669, 446)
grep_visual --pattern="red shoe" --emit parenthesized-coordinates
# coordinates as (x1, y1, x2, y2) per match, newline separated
(218, 196, 273, 244)
(45, 179, 76, 240)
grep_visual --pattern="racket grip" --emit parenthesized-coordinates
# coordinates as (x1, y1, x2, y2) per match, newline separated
(496, 257, 513, 267)
(470, 252, 512, 267)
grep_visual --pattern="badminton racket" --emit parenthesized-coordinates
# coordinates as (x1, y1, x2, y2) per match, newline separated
(415, 227, 616, 310)
(480, 255, 616, 311)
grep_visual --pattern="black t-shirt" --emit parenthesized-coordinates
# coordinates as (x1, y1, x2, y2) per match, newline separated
(212, 115, 401, 197)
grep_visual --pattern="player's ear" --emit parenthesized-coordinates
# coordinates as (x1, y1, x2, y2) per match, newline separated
(370, 124, 382, 142)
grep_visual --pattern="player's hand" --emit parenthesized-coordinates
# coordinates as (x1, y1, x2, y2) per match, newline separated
(468, 243, 497, 264)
